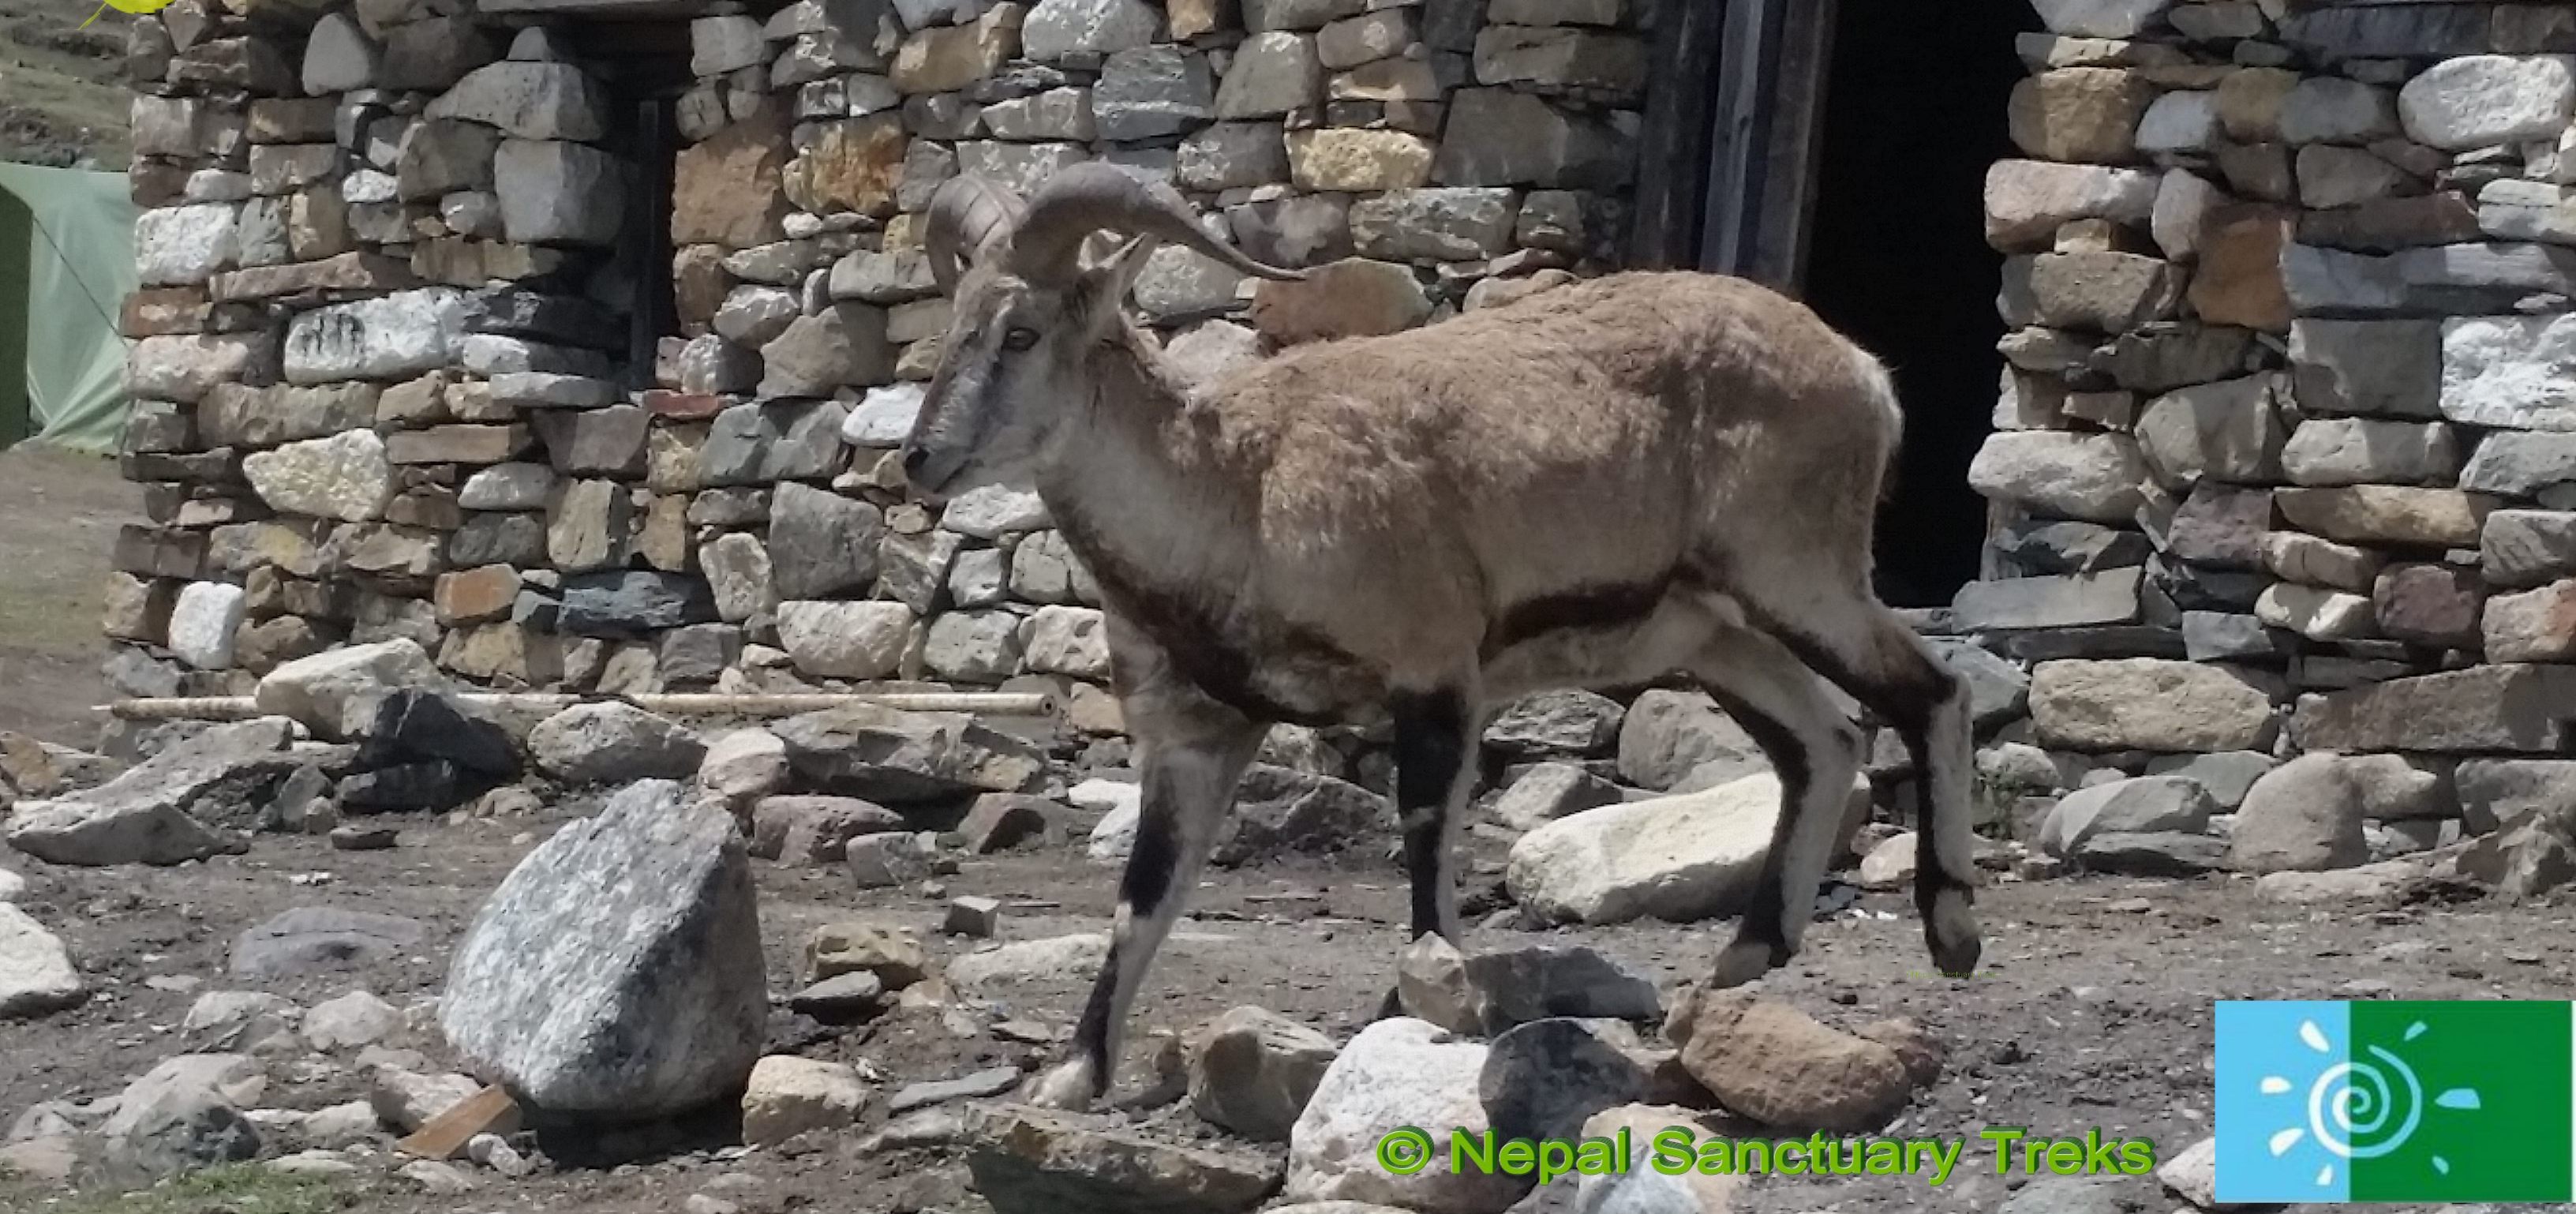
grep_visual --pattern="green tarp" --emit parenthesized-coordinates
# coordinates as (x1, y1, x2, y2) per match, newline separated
(0, 163, 136, 454)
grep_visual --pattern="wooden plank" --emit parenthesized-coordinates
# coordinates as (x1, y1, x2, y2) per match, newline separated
(1698, 0, 1840, 292)
(1624, 0, 1726, 269)
(396, 1085, 522, 1161)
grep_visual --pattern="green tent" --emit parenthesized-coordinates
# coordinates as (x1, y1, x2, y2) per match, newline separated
(0, 163, 136, 454)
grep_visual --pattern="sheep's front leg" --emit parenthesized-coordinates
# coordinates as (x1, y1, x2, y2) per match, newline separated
(1368, 686, 1478, 1021)
(1027, 716, 1264, 1109)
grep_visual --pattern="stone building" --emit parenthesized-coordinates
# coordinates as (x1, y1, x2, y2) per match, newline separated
(101, 0, 2576, 822)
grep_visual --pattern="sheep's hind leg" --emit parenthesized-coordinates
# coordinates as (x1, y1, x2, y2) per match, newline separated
(1751, 593, 1983, 980)
(1687, 624, 1865, 989)
(1026, 714, 1264, 1109)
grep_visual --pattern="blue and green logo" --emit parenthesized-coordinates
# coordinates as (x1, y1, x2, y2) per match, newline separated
(2216, 1001, 2572, 1203)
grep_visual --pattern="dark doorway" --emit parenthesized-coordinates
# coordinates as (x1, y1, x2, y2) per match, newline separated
(1800, 0, 2039, 609)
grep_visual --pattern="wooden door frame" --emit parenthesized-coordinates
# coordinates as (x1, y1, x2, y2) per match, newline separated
(1628, 0, 1839, 291)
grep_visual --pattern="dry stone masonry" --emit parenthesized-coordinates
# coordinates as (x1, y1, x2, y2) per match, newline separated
(1963, 0, 2576, 871)
(107, 0, 1650, 748)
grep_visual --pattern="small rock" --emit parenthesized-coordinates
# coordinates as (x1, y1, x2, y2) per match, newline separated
(788, 971, 886, 1021)
(466, 1131, 531, 1177)
(1665, 987, 1917, 1132)
(741, 1055, 867, 1146)
(967, 1103, 1282, 1214)
(399, 1159, 479, 1193)
(329, 824, 399, 851)
(942, 895, 1002, 938)
(1189, 1006, 1338, 1142)
(369, 1066, 481, 1132)
(528, 703, 707, 785)
(304, 989, 401, 1051)
(889, 1065, 1020, 1114)
(0, 904, 86, 1020)
(1855, 833, 1918, 891)
(804, 923, 930, 988)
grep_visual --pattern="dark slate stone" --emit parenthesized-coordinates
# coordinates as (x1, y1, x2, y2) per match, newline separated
(230, 906, 429, 977)
(2152, 560, 2268, 613)
(558, 571, 719, 638)
(447, 512, 548, 568)
(2182, 612, 2297, 663)
(1478, 1017, 1655, 1144)
(769, 482, 886, 600)
(658, 624, 743, 685)
(2072, 830, 2229, 877)
(1996, 626, 2189, 661)
(957, 793, 1063, 853)
(2280, 4, 2491, 62)
(1462, 943, 1663, 1033)
(1215, 765, 1385, 865)
(1992, 519, 2153, 575)
(533, 405, 651, 478)
(465, 287, 624, 350)
(787, 971, 886, 1021)
(360, 690, 520, 777)
(338, 761, 463, 812)
(2096, 324, 2256, 393)
(701, 400, 851, 486)
(1925, 638, 2033, 732)
(512, 589, 561, 632)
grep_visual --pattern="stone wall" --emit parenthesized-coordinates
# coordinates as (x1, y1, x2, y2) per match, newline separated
(105, 0, 1653, 740)
(1965, 0, 2576, 834)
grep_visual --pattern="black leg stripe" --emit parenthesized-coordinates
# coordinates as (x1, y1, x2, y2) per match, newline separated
(1391, 688, 1471, 939)
(1706, 688, 1810, 957)
(1120, 808, 1180, 918)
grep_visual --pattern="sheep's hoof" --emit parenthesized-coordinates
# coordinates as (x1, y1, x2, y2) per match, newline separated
(1926, 887, 1982, 978)
(1022, 1059, 1099, 1111)
(1708, 938, 1777, 991)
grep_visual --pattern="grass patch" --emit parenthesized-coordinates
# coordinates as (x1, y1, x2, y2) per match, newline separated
(3, 1165, 346, 1214)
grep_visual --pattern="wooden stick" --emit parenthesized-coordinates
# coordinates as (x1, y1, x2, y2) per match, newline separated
(103, 690, 1061, 721)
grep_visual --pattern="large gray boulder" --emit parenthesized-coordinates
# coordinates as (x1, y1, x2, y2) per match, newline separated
(440, 780, 766, 1119)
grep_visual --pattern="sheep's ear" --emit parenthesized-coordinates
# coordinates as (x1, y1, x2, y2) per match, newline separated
(1076, 234, 1159, 324)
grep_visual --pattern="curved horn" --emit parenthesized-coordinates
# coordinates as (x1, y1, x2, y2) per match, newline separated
(1007, 163, 1307, 287)
(925, 174, 1025, 292)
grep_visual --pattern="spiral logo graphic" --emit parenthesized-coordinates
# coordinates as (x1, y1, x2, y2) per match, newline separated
(1376, 1126, 1433, 1175)
(2305, 1047, 2424, 1160)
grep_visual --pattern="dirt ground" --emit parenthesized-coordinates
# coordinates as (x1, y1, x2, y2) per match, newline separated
(0, 445, 134, 748)
(3, 798, 2571, 1214)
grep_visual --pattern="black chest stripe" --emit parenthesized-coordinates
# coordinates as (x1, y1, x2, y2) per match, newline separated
(1054, 513, 1367, 726)
(1482, 575, 1677, 660)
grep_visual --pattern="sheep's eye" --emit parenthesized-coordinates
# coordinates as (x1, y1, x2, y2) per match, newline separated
(1002, 327, 1040, 351)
